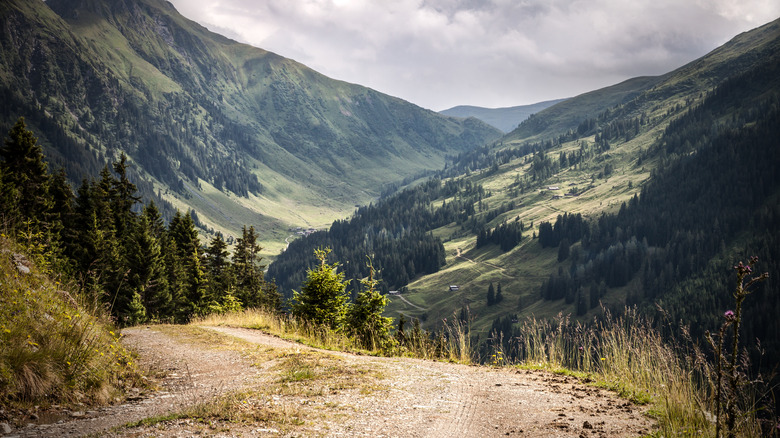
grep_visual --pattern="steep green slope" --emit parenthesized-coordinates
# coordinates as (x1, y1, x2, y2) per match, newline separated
(439, 99, 567, 133)
(0, 0, 500, 254)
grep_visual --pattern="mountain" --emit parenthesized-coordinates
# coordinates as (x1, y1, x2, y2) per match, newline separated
(268, 17, 780, 364)
(439, 99, 567, 133)
(0, 0, 501, 253)
(505, 18, 780, 143)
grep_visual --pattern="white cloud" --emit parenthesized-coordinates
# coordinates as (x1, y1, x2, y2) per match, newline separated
(169, 0, 779, 110)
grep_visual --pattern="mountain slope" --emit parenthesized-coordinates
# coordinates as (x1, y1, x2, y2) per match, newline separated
(0, 0, 501, 252)
(267, 17, 780, 353)
(505, 18, 780, 143)
(439, 99, 567, 133)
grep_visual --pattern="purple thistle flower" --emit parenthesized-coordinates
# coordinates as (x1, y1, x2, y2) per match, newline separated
(724, 310, 736, 321)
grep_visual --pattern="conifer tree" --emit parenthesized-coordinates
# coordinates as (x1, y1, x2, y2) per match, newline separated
(495, 282, 504, 304)
(168, 210, 205, 322)
(487, 281, 495, 306)
(0, 117, 51, 225)
(126, 214, 170, 321)
(291, 248, 350, 329)
(346, 258, 395, 350)
(204, 232, 241, 313)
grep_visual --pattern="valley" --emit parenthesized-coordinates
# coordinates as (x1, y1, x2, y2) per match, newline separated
(1, 1, 779, 435)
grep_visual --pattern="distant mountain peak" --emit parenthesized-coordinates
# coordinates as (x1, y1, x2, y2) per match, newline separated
(439, 99, 567, 133)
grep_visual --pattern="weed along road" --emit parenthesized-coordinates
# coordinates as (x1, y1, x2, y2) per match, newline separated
(15, 325, 654, 437)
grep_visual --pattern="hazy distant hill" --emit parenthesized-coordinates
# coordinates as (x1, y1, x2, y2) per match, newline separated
(0, 0, 501, 251)
(439, 99, 567, 133)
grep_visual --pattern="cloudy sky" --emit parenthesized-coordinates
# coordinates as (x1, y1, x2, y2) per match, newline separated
(168, 0, 779, 111)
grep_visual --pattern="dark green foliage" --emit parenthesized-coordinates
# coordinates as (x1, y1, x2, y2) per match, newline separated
(557, 238, 570, 262)
(538, 213, 586, 249)
(345, 259, 395, 350)
(233, 226, 281, 311)
(0, 120, 278, 325)
(0, 118, 51, 223)
(486, 282, 495, 306)
(269, 178, 473, 297)
(476, 220, 523, 251)
(291, 248, 350, 329)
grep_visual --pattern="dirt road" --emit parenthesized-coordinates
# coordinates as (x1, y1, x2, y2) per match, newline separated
(10, 325, 654, 437)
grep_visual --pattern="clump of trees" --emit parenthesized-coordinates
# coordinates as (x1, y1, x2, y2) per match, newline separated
(291, 248, 395, 351)
(0, 117, 279, 325)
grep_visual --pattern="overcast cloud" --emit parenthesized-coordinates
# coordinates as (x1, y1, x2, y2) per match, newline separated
(168, 0, 779, 110)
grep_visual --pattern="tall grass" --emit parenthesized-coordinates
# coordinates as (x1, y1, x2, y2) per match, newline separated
(491, 306, 774, 437)
(197, 308, 474, 363)
(0, 235, 142, 407)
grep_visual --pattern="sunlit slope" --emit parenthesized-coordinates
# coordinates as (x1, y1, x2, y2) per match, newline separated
(0, 0, 501, 254)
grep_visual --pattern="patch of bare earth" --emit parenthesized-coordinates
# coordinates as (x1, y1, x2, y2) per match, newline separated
(8, 325, 655, 437)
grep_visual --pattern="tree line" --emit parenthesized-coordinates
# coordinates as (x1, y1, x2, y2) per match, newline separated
(532, 58, 780, 367)
(0, 117, 278, 325)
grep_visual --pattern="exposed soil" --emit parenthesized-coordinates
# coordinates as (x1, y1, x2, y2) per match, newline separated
(5, 325, 655, 437)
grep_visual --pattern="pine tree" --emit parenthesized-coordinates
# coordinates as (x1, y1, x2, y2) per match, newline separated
(110, 153, 140, 240)
(0, 117, 51, 225)
(345, 258, 395, 350)
(495, 282, 504, 304)
(487, 281, 495, 306)
(204, 232, 240, 313)
(291, 248, 350, 329)
(125, 214, 170, 321)
(168, 210, 205, 322)
(232, 226, 263, 308)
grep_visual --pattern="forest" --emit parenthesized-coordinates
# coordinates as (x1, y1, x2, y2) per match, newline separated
(0, 117, 279, 325)
(488, 58, 780, 366)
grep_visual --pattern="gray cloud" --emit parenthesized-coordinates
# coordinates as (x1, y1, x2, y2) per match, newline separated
(169, 0, 779, 110)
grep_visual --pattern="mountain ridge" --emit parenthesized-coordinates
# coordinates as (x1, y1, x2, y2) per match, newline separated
(439, 99, 567, 133)
(0, 0, 501, 254)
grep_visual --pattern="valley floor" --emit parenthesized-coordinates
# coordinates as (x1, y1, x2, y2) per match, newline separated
(10, 326, 655, 437)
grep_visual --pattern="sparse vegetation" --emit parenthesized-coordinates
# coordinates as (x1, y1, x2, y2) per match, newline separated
(0, 235, 142, 408)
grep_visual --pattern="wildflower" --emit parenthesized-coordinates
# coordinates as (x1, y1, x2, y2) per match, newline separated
(724, 310, 736, 321)
(578, 346, 584, 352)
(600, 357, 606, 361)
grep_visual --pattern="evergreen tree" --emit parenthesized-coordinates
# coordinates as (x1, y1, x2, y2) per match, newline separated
(345, 259, 395, 350)
(110, 153, 140, 240)
(487, 281, 495, 306)
(125, 214, 170, 321)
(168, 210, 205, 322)
(495, 282, 504, 304)
(558, 238, 570, 262)
(233, 226, 266, 308)
(291, 248, 350, 329)
(0, 117, 51, 225)
(204, 232, 241, 313)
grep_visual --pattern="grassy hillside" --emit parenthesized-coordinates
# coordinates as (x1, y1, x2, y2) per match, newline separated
(0, 235, 141, 408)
(371, 18, 780, 337)
(0, 0, 501, 256)
(504, 18, 780, 144)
